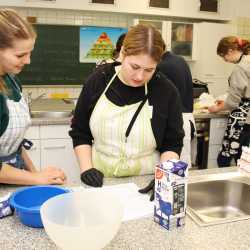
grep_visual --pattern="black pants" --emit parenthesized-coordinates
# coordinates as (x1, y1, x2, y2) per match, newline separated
(217, 99, 250, 167)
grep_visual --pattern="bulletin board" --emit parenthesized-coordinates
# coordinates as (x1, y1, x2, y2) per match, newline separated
(19, 24, 95, 85)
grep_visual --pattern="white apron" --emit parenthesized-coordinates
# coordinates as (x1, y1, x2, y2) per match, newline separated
(89, 70, 160, 177)
(0, 79, 31, 167)
(181, 113, 196, 168)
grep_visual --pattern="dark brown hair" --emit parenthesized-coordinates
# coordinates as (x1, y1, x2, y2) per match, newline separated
(0, 8, 36, 93)
(217, 36, 250, 57)
(112, 33, 126, 59)
(122, 24, 165, 63)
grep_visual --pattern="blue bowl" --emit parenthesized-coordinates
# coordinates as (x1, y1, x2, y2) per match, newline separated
(10, 185, 69, 228)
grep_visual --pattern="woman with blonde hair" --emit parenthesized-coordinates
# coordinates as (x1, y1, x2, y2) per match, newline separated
(209, 36, 250, 166)
(0, 9, 66, 185)
(70, 24, 184, 191)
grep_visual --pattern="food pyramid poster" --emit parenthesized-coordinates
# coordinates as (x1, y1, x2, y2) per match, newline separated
(80, 26, 128, 63)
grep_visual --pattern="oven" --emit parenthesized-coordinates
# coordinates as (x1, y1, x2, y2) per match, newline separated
(195, 118, 210, 169)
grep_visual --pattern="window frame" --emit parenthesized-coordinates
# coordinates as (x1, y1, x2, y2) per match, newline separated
(199, 0, 220, 13)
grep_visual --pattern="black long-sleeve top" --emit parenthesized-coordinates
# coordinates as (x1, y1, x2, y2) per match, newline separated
(69, 62, 184, 155)
(158, 52, 193, 113)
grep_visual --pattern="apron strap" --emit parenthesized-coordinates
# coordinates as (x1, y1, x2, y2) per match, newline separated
(7, 74, 21, 92)
(103, 70, 119, 94)
(125, 94, 148, 142)
(104, 67, 150, 142)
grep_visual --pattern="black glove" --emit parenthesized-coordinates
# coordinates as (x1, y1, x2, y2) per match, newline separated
(80, 168, 104, 187)
(138, 179, 155, 201)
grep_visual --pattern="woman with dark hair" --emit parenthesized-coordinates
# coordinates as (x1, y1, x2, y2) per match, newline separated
(112, 33, 126, 62)
(208, 36, 250, 167)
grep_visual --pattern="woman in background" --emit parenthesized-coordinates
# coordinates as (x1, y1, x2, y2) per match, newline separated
(158, 48, 195, 169)
(0, 8, 66, 185)
(208, 36, 250, 166)
(70, 24, 184, 188)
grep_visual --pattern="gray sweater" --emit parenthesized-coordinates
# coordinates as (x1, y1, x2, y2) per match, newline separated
(225, 55, 250, 124)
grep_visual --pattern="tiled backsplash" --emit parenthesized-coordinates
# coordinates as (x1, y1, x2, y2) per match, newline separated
(22, 85, 82, 99)
(234, 17, 250, 39)
(15, 7, 133, 27)
(15, 7, 134, 98)
(13, 7, 249, 99)
(17, 7, 165, 99)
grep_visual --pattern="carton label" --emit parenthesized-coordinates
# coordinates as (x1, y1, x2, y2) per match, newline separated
(154, 160, 188, 230)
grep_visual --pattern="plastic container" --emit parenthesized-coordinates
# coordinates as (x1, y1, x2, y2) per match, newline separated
(41, 189, 124, 250)
(10, 185, 69, 228)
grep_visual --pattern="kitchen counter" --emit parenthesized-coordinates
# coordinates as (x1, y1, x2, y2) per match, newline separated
(31, 111, 229, 126)
(193, 110, 229, 119)
(1, 167, 250, 250)
(29, 98, 229, 126)
(31, 116, 72, 126)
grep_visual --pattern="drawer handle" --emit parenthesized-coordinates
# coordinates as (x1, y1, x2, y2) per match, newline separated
(204, 74, 215, 77)
(44, 146, 66, 150)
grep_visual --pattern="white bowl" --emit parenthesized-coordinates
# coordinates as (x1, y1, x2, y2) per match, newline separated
(41, 189, 123, 250)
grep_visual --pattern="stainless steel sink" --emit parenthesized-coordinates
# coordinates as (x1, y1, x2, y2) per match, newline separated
(187, 171, 250, 226)
(29, 99, 74, 119)
(31, 110, 72, 118)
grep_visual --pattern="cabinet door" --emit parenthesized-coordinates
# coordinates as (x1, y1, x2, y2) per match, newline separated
(41, 139, 81, 185)
(193, 22, 234, 78)
(25, 126, 41, 170)
(40, 125, 71, 139)
(25, 139, 41, 171)
(149, 0, 169, 8)
(91, 0, 114, 4)
(133, 19, 169, 46)
(25, 126, 40, 139)
(133, 19, 198, 60)
(169, 22, 198, 61)
(208, 118, 235, 167)
(209, 118, 227, 145)
(208, 118, 227, 168)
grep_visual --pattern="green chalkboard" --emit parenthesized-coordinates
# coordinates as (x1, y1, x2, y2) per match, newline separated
(19, 24, 95, 85)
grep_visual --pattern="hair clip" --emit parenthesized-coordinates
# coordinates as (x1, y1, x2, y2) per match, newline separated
(237, 37, 243, 47)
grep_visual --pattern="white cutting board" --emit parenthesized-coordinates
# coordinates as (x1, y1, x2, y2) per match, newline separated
(71, 183, 154, 222)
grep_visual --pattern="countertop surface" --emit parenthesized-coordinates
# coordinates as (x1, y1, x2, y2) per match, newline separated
(193, 110, 229, 119)
(31, 111, 229, 126)
(1, 167, 250, 250)
(31, 116, 72, 126)
(29, 98, 229, 126)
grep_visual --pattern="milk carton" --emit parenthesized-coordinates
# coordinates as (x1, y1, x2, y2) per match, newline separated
(154, 160, 188, 230)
